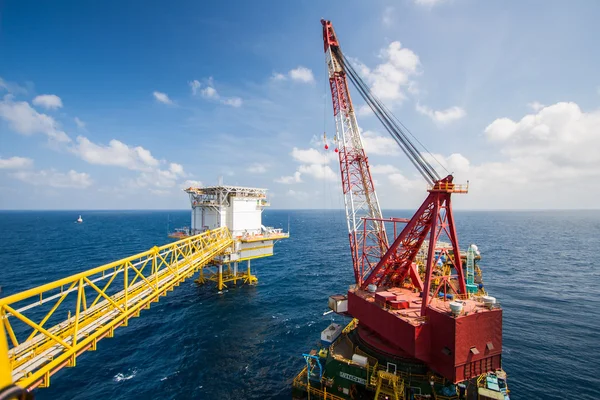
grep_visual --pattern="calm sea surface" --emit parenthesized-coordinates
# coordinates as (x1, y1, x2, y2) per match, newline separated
(0, 209, 598, 399)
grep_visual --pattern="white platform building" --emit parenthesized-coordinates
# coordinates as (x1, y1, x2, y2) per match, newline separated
(182, 185, 288, 289)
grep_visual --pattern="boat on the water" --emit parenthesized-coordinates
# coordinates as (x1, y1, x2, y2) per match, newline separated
(76, 215, 83, 223)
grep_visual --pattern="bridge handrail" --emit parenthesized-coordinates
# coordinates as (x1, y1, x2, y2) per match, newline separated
(0, 227, 231, 306)
(0, 226, 233, 390)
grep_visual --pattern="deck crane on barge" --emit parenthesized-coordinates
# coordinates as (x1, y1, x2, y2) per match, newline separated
(292, 20, 508, 400)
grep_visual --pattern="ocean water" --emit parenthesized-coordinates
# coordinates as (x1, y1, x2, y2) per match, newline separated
(0, 209, 599, 400)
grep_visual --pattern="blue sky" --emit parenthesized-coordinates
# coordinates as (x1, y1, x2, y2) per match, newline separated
(1, 0, 599, 210)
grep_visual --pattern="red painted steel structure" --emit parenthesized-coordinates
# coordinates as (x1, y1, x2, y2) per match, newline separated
(322, 19, 388, 286)
(321, 19, 503, 384)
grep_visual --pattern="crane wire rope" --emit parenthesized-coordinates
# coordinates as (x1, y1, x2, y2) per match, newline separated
(332, 47, 445, 185)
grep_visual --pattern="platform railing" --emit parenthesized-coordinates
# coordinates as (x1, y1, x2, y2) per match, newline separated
(0, 227, 233, 390)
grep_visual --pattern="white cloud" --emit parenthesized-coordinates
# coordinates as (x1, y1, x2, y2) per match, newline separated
(222, 97, 243, 107)
(370, 164, 400, 175)
(201, 86, 218, 99)
(369, 164, 421, 192)
(362, 130, 399, 155)
(416, 103, 466, 124)
(276, 147, 338, 184)
(12, 169, 92, 188)
(132, 165, 187, 189)
(153, 91, 173, 105)
(483, 102, 600, 174)
(387, 101, 600, 209)
(74, 117, 86, 129)
(271, 67, 315, 84)
(0, 77, 28, 95)
(271, 73, 287, 81)
(291, 147, 335, 164)
(289, 67, 315, 83)
(357, 104, 374, 117)
(298, 164, 337, 181)
(181, 179, 202, 189)
(0, 95, 70, 142)
(0, 156, 33, 169)
(275, 171, 302, 184)
(189, 80, 201, 95)
(356, 42, 421, 103)
(527, 101, 545, 112)
(191, 78, 243, 107)
(248, 163, 268, 173)
(32, 94, 63, 110)
(70, 136, 160, 171)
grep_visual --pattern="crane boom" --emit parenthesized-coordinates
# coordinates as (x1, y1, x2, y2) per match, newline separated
(321, 20, 388, 286)
(322, 20, 467, 310)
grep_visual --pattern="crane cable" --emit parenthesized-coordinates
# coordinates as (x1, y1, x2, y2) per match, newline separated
(332, 46, 442, 185)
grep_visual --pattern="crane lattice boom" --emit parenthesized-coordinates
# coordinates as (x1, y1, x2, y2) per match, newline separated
(322, 20, 389, 286)
(322, 19, 468, 308)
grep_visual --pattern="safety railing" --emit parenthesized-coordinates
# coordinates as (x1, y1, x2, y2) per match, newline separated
(428, 182, 469, 193)
(0, 227, 233, 390)
(292, 367, 346, 400)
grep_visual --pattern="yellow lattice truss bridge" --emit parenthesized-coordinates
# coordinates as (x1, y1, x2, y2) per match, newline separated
(0, 227, 233, 391)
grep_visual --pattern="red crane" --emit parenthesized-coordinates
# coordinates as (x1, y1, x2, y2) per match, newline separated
(322, 19, 467, 315)
(322, 20, 502, 383)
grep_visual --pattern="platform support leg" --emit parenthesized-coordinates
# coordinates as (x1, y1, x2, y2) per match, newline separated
(233, 262, 238, 285)
(218, 264, 224, 290)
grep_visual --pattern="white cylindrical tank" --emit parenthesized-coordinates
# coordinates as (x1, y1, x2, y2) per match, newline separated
(449, 301, 463, 316)
(482, 296, 496, 309)
(367, 284, 377, 293)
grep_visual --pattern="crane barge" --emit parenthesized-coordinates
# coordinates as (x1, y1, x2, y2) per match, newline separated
(292, 20, 509, 400)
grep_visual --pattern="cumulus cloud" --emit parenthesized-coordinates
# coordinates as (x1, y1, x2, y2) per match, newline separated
(0, 77, 28, 95)
(181, 179, 202, 189)
(483, 102, 600, 176)
(71, 136, 160, 171)
(189, 80, 201, 95)
(291, 147, 335, 164)
(370, 164, 421, 192)
(354, 42, 421, 103)
(271, 66, 315, 83)
(298, 164, 337, 181)
(222, 97, 242, 107)
(0, 95, 70, 142)
(527, 101, 545, 112)
(0, 156, 33, 169)
(132, 163, 187, 189)
(153, 91, 173, 105)
(416, 103, 466, 124)
(276, 171, 302, 184)
(12, 169, 92, 188)
(276, 147, 338, 185)
(362, 130, 399, 155)
(32, 94, 63, 110)
(201, 86, 218, 99)
(190, 77, 243, 107)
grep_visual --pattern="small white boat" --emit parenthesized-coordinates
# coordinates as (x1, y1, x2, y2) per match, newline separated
(76, 215, 83, 223)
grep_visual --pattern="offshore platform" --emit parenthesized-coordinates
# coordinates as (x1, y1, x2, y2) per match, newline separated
(0, 185, 287, 397)
(172, 185, 289, 290)
(291, 21, 508, 400)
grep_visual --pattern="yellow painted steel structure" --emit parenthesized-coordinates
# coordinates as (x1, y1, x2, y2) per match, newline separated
(0, 227, 233, 391)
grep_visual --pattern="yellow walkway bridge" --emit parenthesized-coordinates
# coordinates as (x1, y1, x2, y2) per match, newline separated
(0, 227, 234, 393)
